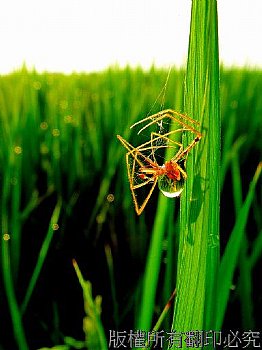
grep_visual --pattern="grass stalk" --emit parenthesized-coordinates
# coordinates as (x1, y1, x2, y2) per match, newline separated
(2, 233, 29, 350)
(172, 0, 220, 336)
(231, 146, 254, 328)
(249, 229, 262, 269)
(21, 197, 62, 314)
(136, 194, 170, 331)
(105, 244, 119, 328)
(72, 259, 108, 350)
(215, 162, 262, 330)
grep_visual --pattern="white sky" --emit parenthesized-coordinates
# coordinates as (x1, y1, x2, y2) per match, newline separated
(0, 0, 261, 74)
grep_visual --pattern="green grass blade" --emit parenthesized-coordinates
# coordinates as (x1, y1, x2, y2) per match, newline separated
(21, 197, 62, 314)
(215, 162, 262, 329)
(231, 146, 254, 328)
(10, 146, 23, 280)
(72, 259, 108, 350)
(172, 0, 220, 335)
(249, 230, 262, 269)
(2, 233, 29, 350)
(136, 194, 170, 330)
(105, 244, 119, 328)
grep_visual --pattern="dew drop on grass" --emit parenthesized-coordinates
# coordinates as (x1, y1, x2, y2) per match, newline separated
(52, 128, 60, 137)
(107, 193, 115, 202)
(158, 174, 185, 198)
(14, 146, 22, 154)
(40, 121, 48, 130)
(3, 233, 10, 241)
(52, 223, 59, 231)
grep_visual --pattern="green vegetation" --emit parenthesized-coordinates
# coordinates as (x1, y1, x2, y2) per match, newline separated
(0, 62, 261, 349)
(173, 0, 220, 337)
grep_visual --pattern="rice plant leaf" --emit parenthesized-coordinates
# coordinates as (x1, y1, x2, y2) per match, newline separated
(72, 259, 108, 350)
(136, 194, 170, 330)
(172, 0, 220, 336)
(2, 234, 29, 350)
(21, 197, 62, 314)
(215, 162, 262, 330)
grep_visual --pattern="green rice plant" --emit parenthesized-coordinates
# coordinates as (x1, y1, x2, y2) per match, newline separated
(73, 259, 108, 349)
(2, 233, 28, 350)
(136, 194, 174, 331)
(0, 64, 261, 349)
(21, 197, 62, 314)
(172, 0, 220, 336)
(230, 140, 253, 328)
(38, 260, 108, 350)
(216, 162, 261, 330)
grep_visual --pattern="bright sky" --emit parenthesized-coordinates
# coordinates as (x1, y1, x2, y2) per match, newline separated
(0, 0, 261, 74)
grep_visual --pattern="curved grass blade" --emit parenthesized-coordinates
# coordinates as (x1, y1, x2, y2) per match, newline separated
(72, 259, 108, 350)
(21, 197, 62, 314)
(172, 0, 220, 335)
(215, 163, 262, 330)
(2, 233, 29, 350)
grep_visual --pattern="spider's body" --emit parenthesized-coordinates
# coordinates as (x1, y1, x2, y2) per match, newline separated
(138, 159, 184, 182)
(138, 159, 187, 198)
(117, 109, 202, 215)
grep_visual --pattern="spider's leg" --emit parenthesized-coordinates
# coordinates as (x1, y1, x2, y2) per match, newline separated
(177, 163, 188, 180)
(130, 109, 201, 135)
(126, 151, 158, 215)
(173, 133, 202, 162)
(133, 113, 171, 135)
(149, 130, 184, 163)
(131, 109, 199, 129)
(117, 134, 136, 152)
(133, 177, 158, 215)
(163, 109, 200, 126)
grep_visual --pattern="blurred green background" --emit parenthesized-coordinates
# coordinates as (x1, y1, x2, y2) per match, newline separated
(0, 66, 261, 349)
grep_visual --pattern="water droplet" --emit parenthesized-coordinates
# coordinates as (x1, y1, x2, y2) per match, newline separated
(158, 174, 185, 198)
(52, 224, 59, 231)
(107, 194, 115, 203)
(3, 233, 10, 241)
(14, 146, 22, 154)
(40, 121, 48, 130)
(52, 129, 60, 137)
(64, 115, 73, 124)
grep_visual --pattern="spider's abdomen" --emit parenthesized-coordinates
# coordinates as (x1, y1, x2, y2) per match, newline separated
(158, 161, 185, 198)
(164, 161, 181, 181)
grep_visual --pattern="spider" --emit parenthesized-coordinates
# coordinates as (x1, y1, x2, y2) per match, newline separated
(117, 109, 202, 215)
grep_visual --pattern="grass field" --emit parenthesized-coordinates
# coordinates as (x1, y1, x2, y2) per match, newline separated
(0, 64, 261, 349)
(0, 2, 262, 347)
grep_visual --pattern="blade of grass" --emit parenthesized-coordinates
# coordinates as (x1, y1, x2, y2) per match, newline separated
(136, 194, 171, 330)
(21, 197, 62, 314)
(2, 233, 29, 350)
(105, 244, 119, 328)
(10, 145, 23, 281)
(215, 162, 262, 330)
(249, 229, 262, 269)
(162, 206, 177, 328)
(142, 289, 176, 350)
(172, 0, 220, 337)
(220, 110, 236, 189)
(72, 259, 108, 350)
(231, 144, 254, 328)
